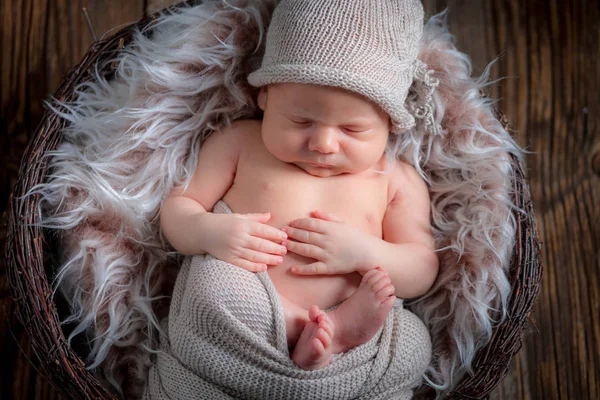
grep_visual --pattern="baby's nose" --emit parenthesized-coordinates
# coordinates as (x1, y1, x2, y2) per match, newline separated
(308, 129, 339, 154)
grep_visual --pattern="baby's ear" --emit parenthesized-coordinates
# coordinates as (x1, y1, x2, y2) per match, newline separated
(257, 87, 268, 111)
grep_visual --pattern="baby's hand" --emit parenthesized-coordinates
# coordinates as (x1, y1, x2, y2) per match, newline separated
(204, 213, 288, 272)
(282, 210, 372, 275)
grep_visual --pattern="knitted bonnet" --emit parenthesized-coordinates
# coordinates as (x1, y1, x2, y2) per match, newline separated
(248, 0, 442, 135)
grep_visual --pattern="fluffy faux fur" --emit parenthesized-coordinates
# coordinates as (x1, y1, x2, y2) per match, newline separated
(408, 15, 520, 396)
(30, 0, 522, 398)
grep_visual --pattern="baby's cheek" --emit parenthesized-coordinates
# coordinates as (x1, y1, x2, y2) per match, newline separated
(263, 132, 289, 160)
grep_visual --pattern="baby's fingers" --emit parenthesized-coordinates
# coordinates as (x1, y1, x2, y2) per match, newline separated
(284, 240, 324, 260)
(250, 221, 288, 242)
(248, 237, 288, 256)
(290, 262, 328, 275)
(240, 249, 284, 268)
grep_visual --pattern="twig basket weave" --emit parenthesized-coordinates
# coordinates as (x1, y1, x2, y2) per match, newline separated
(3, 3, 542, 399)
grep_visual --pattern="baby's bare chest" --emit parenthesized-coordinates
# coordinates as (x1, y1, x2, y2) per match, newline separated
(222, 153, 389, 237)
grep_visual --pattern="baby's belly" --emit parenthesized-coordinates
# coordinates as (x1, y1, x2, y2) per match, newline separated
(268, 253, 362, 311)
(221, 193, 366, 311)
(218, 192, 373, 310)
(221, 162, 386, 311)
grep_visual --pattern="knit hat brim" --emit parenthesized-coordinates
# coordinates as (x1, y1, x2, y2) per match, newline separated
(248, 64, 416, 134)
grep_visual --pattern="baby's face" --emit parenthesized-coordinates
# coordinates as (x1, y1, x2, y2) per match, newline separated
(258, 83, 390, 177)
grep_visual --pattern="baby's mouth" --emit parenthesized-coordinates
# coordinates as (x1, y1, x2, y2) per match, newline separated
(306, 162, 332, 168)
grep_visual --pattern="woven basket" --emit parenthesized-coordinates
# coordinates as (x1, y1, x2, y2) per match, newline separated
(4, 3, 543, 399)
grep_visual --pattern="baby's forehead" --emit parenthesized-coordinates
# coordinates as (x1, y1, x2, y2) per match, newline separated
(269, 83, 389, 119)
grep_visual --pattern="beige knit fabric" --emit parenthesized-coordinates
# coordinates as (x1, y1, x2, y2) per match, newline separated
(144, 200, 432, 399)
(248, 0, 442, 136)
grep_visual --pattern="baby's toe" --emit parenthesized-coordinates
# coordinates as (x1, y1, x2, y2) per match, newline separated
(375, 283, 395, 302)
(319, 317, 334, 338)
(361, 268, 382, 285)
(371, 276, 391, 292)
(309, 305, 325, 322)
(380, 295, 396, 311)
(312, 337, 325, 355)
(365, 269, 389, 289)
(316, 328, 332, 349)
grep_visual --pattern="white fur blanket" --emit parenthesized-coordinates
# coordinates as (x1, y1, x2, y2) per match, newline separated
(32, 0, 522, 397)
(144, 201, 431, 400)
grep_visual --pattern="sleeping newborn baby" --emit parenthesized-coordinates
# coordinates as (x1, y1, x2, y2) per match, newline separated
(161, 82, 438, 369)
(160, 0, 439, 372)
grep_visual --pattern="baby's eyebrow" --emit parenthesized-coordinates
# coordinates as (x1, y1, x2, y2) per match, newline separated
(342, 118, 373, 127)
(282, 105, 317, 119)
(285, 112, 312, 120)
(284, 104, 312, 117)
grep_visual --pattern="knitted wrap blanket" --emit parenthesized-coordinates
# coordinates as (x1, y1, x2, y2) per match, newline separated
(144, 201, 432, 399)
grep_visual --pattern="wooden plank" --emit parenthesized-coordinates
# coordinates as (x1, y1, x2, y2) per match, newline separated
(523, 0, 599, 398)
(146, 0, 183, 14)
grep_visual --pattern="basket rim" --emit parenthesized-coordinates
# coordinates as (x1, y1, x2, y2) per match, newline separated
(3, 2, 543, 399)
(2, 3, 189, 398)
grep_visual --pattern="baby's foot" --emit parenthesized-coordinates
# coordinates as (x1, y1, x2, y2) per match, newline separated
(329, 267, 396, 354)
(291, 306, 334, 370)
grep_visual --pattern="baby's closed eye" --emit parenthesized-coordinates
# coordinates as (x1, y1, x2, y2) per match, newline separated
(287, 116, 312, 124)
(341, 125, 370, 134)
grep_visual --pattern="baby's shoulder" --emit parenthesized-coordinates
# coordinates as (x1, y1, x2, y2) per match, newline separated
(218, 118, 261, 138)
(221, 118, 263, 147)
(204, 119, 262, 156)
(227, 118, 262, 131)
(391, 159, 426, 184)
(388, 159, 429, 203)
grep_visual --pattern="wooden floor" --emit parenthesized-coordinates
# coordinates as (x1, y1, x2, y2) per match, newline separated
(1, 0, 598, 399)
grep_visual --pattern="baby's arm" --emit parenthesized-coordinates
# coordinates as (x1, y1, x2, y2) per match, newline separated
(160, 123, 241, 254)
(160, 121, 287, 271)
(364, 162, 439, 299)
